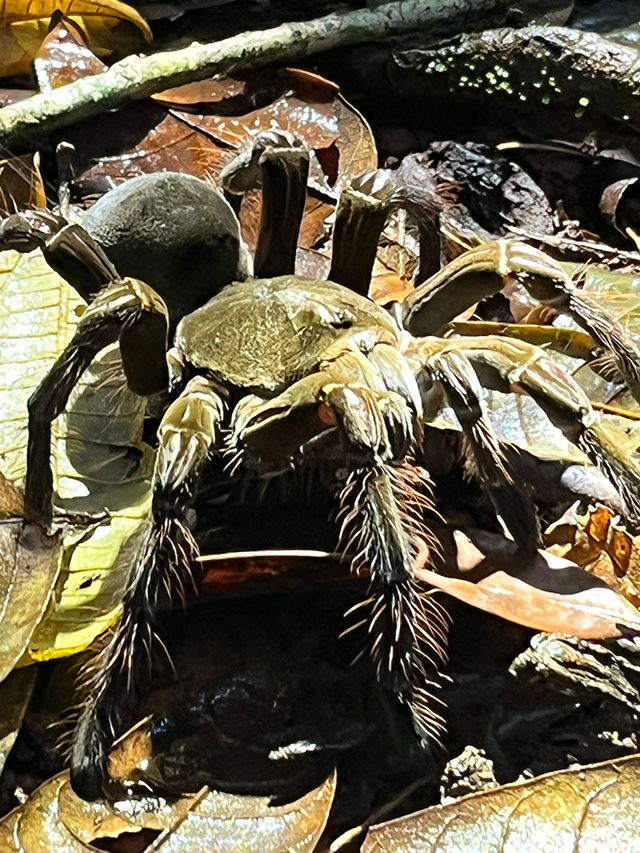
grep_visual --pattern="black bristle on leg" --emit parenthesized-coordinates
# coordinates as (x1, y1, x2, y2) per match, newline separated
(70, 377, 224, 800)
(338, 462, 449, 743)
(70, 513, 199, 800)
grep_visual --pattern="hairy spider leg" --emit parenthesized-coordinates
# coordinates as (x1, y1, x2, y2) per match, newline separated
(233, 346, 447, 744)
(452, 335, 640, 531)
(26, 278, 169, 527)
(419, 344, 540, 550)
(400, 240, 640, 404)
(70, 376, 226, 800)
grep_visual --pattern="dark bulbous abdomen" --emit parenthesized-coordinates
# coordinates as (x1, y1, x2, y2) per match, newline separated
(83, 172, 250, 325)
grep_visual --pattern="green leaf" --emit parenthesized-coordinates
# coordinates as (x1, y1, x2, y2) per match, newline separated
(0, 248, 153, 662)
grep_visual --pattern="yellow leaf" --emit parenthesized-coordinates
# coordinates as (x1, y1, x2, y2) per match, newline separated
(0, 0, 151, 77)
(0, 248, 153, 662)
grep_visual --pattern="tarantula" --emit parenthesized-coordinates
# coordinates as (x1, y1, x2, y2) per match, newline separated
(2, 131, 640, 802)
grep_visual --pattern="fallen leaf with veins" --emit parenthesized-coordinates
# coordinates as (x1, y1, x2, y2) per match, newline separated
(0, 726, 336, 853)
(362, 752, 640, 852)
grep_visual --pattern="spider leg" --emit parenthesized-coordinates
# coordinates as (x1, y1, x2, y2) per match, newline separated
(232, 341, 421, 466)
(0, 209, 118, 301)
(233, 356, 448, 744)
(26, 278, 169, 526)
(220, 130, 309, 278)
(337, 462, 448, 744)
(400, 240, 640, 402)
(447, 335, 640, 529)
(329, 171, 394, 297)
(70, 376, 226, 800)
(422, 345, 540, 549)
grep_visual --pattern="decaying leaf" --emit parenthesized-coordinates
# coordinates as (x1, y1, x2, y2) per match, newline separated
(0, 155, 46, 217)
(362, 751, 640, 852)
(0, 522, 60, 682)
(545, 502, 640, 606)
(511, 632, 640, 710)
(0, 667, 36, 777)
(0, 0, 151, 78)
(0, 739, 336, 853)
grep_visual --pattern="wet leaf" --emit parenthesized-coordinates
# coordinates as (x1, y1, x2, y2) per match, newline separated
(34, 14, 106, 90)
(66, 66, 377, 221)
(0, 0, 151, 78)
(153, 68, 375, 188)
(0, 760, 336, 852)
(362, 752, 640, 852)
(0, 155, 46, 216)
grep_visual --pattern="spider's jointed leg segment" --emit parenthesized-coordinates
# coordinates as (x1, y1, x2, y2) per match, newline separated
(450, 336, 640, 528)
(421, 345, 540, 548)
(233, 360, 445, 741)
(26, 278, 169, 527)
(338, 463, 448, 743)
(70, 376, 226, 800)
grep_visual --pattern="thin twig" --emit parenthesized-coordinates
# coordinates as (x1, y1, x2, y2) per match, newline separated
(0, 0, 523, 152)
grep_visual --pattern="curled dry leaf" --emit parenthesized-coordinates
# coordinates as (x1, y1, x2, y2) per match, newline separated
(545, 502, 640, 607)
(600, 177, 640, 247)
(0, 0, 151, 78)
(414, 529, 640, 640)
(0, 154, 46, 217)
(362, 752, 640, 853)
(0, 760, 336, 852)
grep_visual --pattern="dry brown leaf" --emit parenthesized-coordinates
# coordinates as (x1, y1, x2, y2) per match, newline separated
(0, 667, 36, 777)
(545, 503, 640, 607)
(0, 154, 46, 216)
(0, 522, 60, 683)
(362, 752, 640, 852)
(66, 65, 376, 228)
(415, 559, 640, 640)
(0, 0, 151, 77)
(34, 14, 105, 89)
